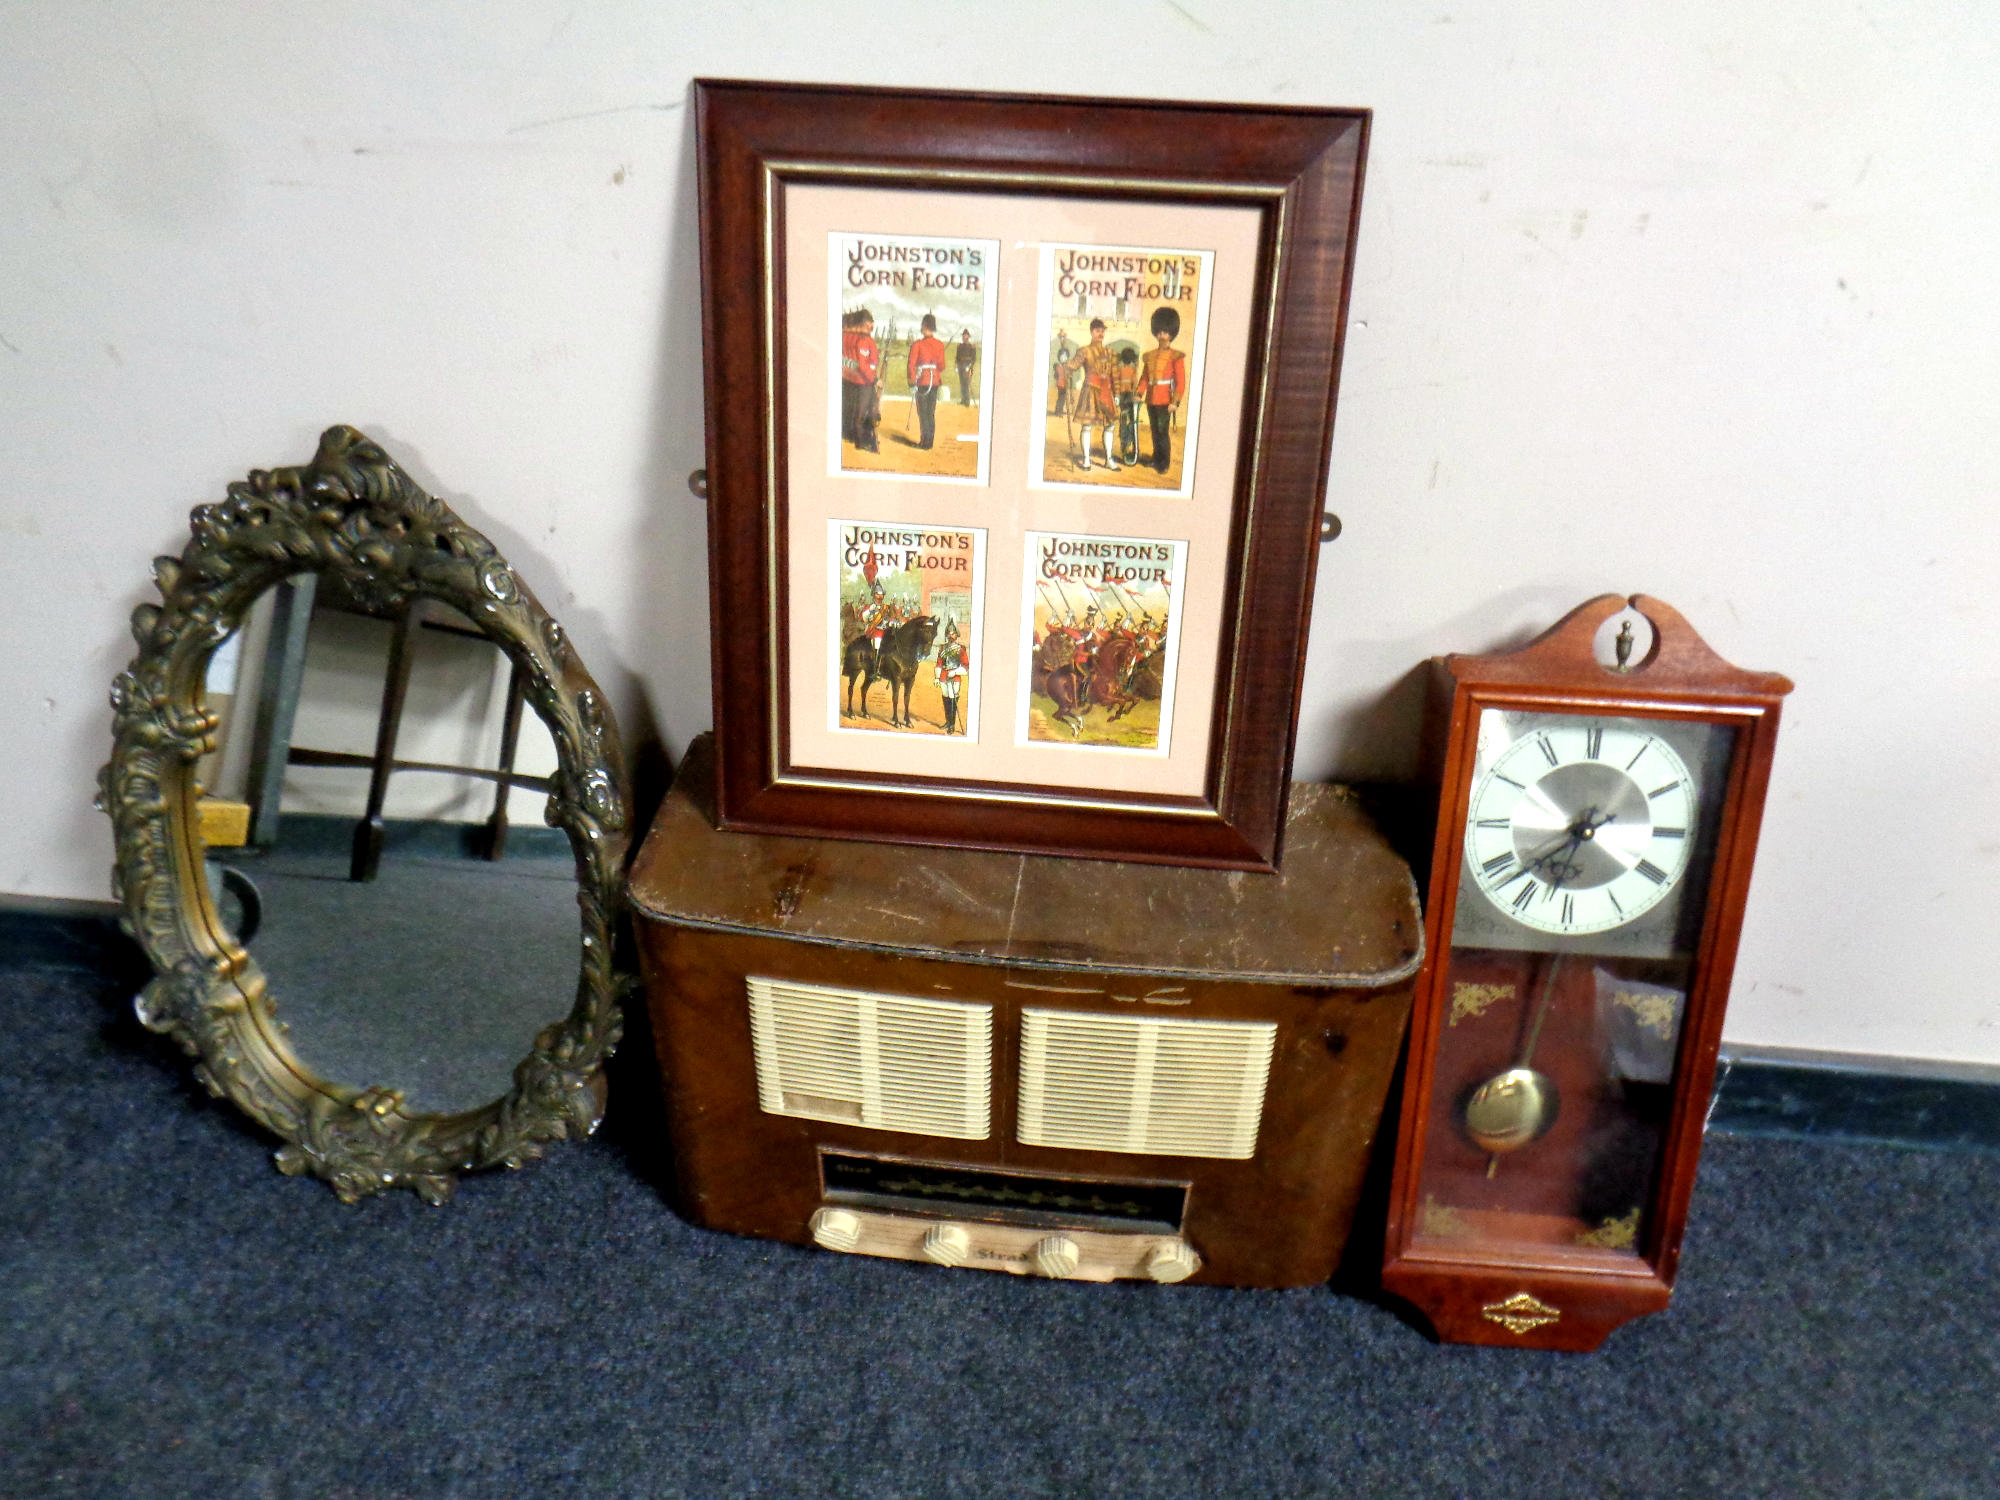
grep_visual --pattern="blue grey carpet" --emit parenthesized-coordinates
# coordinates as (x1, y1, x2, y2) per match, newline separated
(2, 923, 1995, 1499)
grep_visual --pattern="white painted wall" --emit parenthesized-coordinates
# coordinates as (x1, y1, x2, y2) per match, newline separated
(3, 3, 1995, 1065)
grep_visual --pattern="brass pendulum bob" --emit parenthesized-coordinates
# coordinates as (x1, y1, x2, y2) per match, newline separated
(1463, 952, 1565, 1176)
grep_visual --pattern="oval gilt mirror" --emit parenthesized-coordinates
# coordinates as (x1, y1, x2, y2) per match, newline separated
(99, 426, 629, 1203)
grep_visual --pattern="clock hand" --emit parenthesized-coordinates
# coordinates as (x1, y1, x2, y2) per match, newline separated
(1517, 823, 1584, 872)
(1494, 810, 1620, 894)
(1488, 828, 1582, 899)
(1532, 835, 1585, 890)
(1533, 808, 1618, 891)
(1488, 829, 1569, 892)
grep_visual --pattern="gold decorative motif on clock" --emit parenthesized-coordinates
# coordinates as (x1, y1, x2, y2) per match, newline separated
(1610, 990, 1678, 1040)
(1575, 1207, 1641, 1250)
(1417, 1196, 1471, 1239)
(1449, 982, 1515, 1027)
(1481, 1291, 1562, 1334)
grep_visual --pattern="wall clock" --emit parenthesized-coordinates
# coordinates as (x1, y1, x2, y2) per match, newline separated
(1382, 595, 1791, 1350)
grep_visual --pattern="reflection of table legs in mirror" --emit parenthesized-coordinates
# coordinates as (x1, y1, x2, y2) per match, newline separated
(349, 598, 419, 882)
(349, 601, 534, 882)
(245, 575, 317, 851)
(478, 654, 529, 863)
(244, 583, 546, 882)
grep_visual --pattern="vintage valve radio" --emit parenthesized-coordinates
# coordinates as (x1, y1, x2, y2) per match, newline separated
(630, 737, 1419, 1288)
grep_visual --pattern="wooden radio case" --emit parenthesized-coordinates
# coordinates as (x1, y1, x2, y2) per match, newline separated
(630, 737, 1420, 1288)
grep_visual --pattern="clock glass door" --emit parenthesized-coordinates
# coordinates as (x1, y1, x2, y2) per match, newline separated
(1408, 708, 1739, 1264)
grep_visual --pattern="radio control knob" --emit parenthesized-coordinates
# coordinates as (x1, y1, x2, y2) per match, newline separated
(1032, 1234, 1081, 1279)
(922, 1224, 972, 1267)
(810, 1207, 863, 1252)
(1145, 1239, 1201, 1284)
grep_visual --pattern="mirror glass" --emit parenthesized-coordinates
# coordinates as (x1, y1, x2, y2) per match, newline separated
(196, 575, 577, 1117)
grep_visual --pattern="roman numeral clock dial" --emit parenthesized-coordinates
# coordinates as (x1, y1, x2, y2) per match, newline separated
(1464, 722, 1696, 935)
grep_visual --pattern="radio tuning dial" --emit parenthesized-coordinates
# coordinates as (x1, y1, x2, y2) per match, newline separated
(1032, 1234, 1082, 1279)
(1145, 1239, 1201, 1284)
(922, 1223, 972, 1267)
(809, 1207, 863, 1252)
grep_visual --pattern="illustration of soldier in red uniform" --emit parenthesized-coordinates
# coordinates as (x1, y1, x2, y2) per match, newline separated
(906, 313, 947, 451)
(1072, 605, 1101, 670)
(841, 308, 882, 453)
(934, 618, 969, 734)
(859, 563, 890, 653)
(1140, 306, 1188, 474)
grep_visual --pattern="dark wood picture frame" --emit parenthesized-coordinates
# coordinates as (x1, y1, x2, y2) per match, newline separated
(695, 79, 1369, 869)
(1381, 595, 1793, 1349)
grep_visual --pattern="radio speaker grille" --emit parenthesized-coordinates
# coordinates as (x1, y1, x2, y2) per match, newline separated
(1017, 1009, 1277, 1159)
(746, 978, 992, 1139)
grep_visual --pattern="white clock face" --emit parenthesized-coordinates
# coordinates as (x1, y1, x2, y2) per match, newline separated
(1463, 718, 1698, 935)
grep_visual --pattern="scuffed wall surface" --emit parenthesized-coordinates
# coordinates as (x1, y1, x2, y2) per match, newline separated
(3, 3, 1994, 1062)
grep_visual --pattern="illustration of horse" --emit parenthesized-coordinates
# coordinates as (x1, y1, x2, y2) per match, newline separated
(1126, 645, 1165, 702)
(1087, 636, 1143, 723)
(842, 615, 939, 728)
(1032, 632, 1146, 737)
(1032, 632, 1088, 737)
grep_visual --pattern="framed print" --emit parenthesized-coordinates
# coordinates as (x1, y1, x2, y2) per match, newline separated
(696, 79, 1369, 869)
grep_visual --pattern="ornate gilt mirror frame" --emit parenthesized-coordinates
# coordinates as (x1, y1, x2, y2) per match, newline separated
(99, 425, 630, 1203)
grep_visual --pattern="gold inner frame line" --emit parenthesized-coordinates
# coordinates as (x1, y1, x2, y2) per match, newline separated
(754, 161, 1294, 796)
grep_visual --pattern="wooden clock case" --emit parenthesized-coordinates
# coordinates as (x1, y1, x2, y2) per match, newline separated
(1381, 595, 1792, 1350)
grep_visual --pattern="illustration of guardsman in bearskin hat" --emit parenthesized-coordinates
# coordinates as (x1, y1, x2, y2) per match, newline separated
(1140, 305, 1188, 474)
(841, 308, 883, 453)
